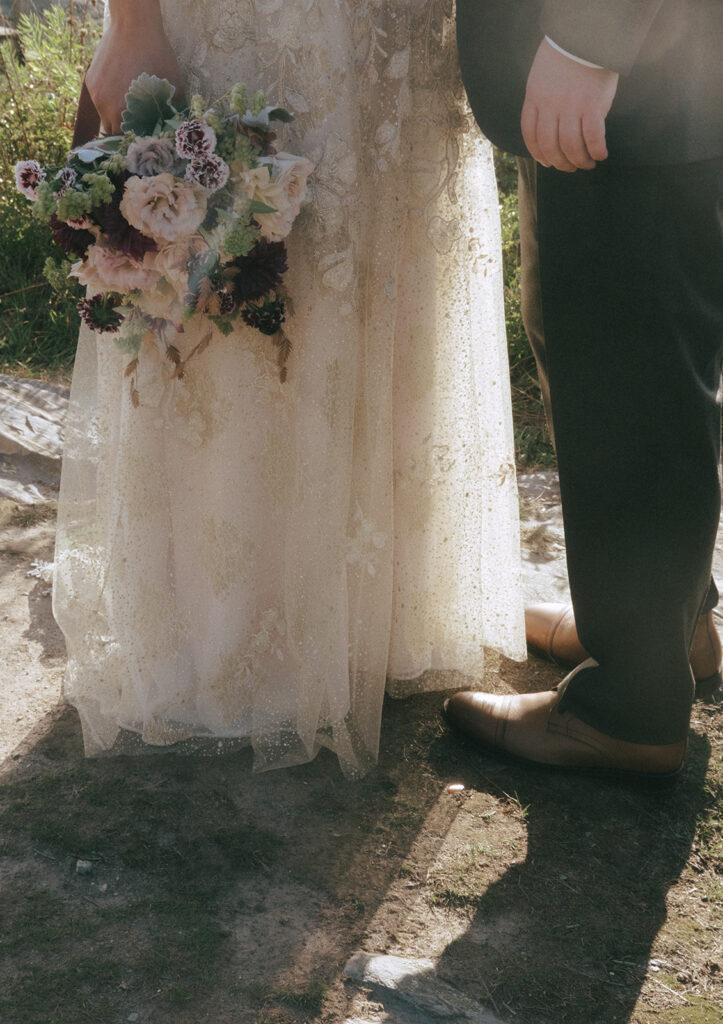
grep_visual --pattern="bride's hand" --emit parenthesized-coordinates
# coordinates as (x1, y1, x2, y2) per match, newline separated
(85, 0, 184, 135)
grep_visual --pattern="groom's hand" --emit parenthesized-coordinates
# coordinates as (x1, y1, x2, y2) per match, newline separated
(521, 39, 620, 172)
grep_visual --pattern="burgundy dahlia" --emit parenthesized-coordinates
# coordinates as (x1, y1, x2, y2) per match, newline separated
(241, 295, 286, 336)
(49, 213, 94, 258)
(78, 294, 124, 334)
(232, 239, 288, 304)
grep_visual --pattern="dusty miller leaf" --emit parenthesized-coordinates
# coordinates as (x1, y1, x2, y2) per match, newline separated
(121, 75, 177, 137)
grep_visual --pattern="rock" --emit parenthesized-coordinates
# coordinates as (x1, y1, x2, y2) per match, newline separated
(75, 859, 93, 875)
(344, 953, 504, 1024)
(0, 374, 68, 504)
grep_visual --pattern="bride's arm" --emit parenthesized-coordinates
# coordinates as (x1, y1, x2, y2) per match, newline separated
(85, 0, 184, 135)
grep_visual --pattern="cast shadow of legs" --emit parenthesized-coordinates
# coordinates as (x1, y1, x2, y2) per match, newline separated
(430, 731, 713, 1023)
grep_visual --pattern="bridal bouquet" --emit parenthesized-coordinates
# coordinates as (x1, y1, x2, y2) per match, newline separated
(15, 75, 313, 400)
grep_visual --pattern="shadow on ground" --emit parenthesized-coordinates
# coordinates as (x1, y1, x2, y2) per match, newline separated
(1, 668, 722, 1024)
(429, 725, 718, 1024)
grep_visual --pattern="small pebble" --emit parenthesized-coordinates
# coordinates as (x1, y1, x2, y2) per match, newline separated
(128, 1014, 139, 1022)
(75, 859, 93, 875)
(446, 783, 465, 793)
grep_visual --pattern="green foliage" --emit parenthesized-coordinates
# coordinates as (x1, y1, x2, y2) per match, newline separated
(494, 149, 554, 467)
(0, 3, 101, 376)
(120, 72, 179, 136)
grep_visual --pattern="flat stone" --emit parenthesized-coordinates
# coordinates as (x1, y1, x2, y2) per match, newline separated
(0, 374, 68, 504)
(345, 953, 504, 1024)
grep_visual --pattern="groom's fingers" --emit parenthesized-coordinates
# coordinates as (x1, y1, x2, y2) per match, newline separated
(558, 117, 596, 170)
(532, 110, 578, 172)
(522, 100, 589, 173)
(581, 113, 609, 163)
(521, 100, 547, 164)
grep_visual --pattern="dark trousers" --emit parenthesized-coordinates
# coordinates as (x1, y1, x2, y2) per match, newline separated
(517, 156, 723, 744)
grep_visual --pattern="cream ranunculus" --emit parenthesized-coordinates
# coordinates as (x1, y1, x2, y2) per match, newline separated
(136, 277, 186, 324)
(120, 174, 208, 243)
(154, 237, 209, 294)
(250, 154, 314, 242)
(71, 244, 162, 295)
(237, 165, 290, 242)
(268, 152, 314, 219)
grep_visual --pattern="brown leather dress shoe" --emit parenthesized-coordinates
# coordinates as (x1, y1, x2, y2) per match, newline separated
(525, 603, 722, 700)
(444, 677, 686, 780)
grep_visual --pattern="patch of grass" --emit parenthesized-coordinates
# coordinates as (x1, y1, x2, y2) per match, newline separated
(347, 894, 366, 916)
(463, 842, 499, 865)
(429, 886, 483, 910)
(235, 979, 328, 1015)
(9, 502, 57, 528)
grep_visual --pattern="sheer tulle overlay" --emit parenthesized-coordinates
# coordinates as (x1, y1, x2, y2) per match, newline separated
(53, 0, 526, 775)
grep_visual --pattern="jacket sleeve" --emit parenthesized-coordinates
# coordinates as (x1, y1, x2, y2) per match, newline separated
(540, 0, 666, 74)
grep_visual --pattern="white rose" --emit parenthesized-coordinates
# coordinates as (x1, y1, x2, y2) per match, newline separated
(120, 174, 208, 243)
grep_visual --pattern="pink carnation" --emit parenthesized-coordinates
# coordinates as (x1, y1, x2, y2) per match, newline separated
(14, 160, 46, 201)
(175, 119, 217, 159)
(185, 153, 230, 193)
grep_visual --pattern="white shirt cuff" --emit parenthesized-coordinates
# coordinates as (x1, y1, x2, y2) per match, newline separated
(544, 36, 604, 70)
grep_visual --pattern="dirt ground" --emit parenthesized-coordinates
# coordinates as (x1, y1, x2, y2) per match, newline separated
(1, 490, 722, 1024)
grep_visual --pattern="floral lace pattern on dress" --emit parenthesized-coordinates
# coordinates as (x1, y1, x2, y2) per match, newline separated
(54, 0, 525, 775)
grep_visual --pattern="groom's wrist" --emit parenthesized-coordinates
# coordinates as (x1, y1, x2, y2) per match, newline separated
(544, 37, 604, 70)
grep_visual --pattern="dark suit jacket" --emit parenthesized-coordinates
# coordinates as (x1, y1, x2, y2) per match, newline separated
(456, 0, 723, 164)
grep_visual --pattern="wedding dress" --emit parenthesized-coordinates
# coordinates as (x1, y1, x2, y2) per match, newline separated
(53, 0, 526, 775)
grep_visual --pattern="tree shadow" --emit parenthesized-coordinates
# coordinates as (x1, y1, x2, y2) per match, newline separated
(430, 728, 714, 1023)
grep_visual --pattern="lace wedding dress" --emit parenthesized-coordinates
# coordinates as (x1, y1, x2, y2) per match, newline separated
(53, 0, 526, 775)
